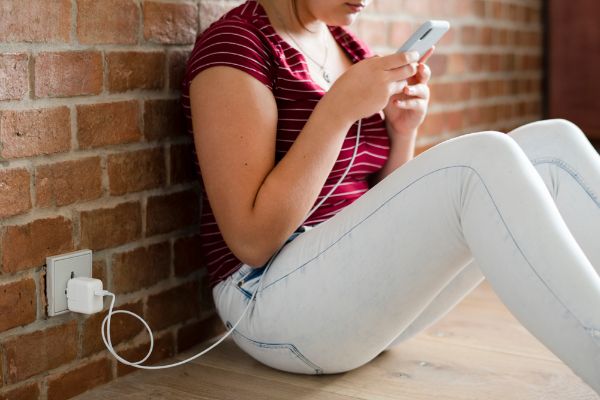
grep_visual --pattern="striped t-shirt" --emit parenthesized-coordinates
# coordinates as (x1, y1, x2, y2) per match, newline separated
(181, 0, 390, 290)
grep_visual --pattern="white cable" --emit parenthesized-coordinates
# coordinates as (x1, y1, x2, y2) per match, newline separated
(99, 118, 363, 369)
(303, 118, 363, 222)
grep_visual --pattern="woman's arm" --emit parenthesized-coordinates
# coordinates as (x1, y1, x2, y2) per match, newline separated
(190, 66, 353, 267)
(190, 52, 420, 267)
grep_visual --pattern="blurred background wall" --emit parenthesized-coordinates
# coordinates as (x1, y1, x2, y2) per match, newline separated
(350, 0, 544, 154)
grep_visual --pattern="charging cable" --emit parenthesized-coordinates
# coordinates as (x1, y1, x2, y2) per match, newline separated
(69, 118, 363, 370)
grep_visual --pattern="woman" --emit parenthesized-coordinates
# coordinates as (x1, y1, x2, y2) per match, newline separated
(181, 0, 600, 393)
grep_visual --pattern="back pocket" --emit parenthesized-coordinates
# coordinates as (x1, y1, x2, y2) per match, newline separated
(226, 321, 323, 375)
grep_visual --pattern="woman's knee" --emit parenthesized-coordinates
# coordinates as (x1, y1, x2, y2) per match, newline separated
(507, 118, 588, 150)
(453, 130, 524, 161)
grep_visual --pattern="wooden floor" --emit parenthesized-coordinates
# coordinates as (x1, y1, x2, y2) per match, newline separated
(77, 281, 599, 400)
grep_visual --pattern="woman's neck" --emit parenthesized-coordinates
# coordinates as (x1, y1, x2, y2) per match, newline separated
(259, 0, 328, 38)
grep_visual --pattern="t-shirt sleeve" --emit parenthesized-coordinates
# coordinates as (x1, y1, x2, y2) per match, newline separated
(185, 19, 276, 91)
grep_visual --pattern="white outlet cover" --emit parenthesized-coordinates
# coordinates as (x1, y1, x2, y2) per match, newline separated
(47, 249, 93, 316)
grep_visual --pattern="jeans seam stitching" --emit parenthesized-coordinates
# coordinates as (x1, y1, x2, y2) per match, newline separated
(532, 157, 600, 207)
(260, 165, 471, 292)
(259, 164, 599, 339)
(225, 321, 323, 374)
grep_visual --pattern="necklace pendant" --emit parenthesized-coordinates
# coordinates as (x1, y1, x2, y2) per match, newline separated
(322, 70, 331, 83)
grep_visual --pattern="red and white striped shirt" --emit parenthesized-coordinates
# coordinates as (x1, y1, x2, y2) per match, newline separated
(181, 0, 390, 290)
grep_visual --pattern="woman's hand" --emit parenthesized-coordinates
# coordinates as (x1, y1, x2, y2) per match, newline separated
(322, 51, 421, 126)
(382, 46, 435, 138)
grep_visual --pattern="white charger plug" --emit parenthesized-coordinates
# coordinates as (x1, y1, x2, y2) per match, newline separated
(66, 277, 105, 314)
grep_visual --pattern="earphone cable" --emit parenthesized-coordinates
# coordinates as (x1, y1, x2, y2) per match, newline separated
(99, 119, 363, 369)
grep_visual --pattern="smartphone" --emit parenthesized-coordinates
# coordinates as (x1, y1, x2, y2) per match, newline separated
(396, 20, 450, 59)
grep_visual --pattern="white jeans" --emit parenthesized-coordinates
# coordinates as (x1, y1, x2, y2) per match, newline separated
(212, 119, 600, 394)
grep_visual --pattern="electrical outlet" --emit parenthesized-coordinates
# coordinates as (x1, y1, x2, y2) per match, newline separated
(46, 249, 93, 316)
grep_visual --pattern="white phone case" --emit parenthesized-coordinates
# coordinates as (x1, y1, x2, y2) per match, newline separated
(396, 20, 450, 58)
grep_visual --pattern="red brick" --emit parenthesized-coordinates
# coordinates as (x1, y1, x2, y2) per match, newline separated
(490, 1, 503, 18)
(93, 259, 107, 284)
(454, 0, 474, 16)
(0, 53, 28, 101)
(526, 100, 541, 117)
(0, 0, 70, 43)
(1, 217, 73, 274)
(0, 107, 70, 159)
(34, 52, 103, 98)
(372, 0, 404, 13)
(461, 25, 478, 45)
(80, 202, 142, 251)
(46, 358, 112, 400)
(107, 148, 166, 195)
(447, 53, 467, 74)
(527, 7, 541, 24)
(403, 0, 431, 16)
(143, 99, 186, 141)
(77, 101, 141, 149)
(35, 157, 102, 208)
(107, 52, 165, 92)
(177, 314, 225, 352)
(174, 234, 203, 277)
(143, 1, 198, 44)
(77, 0, 139, 44)
(474, 80, 492, 99)
(496, 103, 513, 122)
(81, 301, 144, 356)
(146, 282, 200, 331)
(473, 0, 486, 17)
(146, 190, 200, 236)
(170, 143, 199, 184)
(465, 53, 484, 72)
(3, 321, 78, 383)
(0, 382, 40, 400)
(0, 279, 36, 333)
(199, 2, 235, 32)
(430, 81, 471, 103)
(355, 18, 387, 48)
(117, 332, 174, 377)
(419, 111, 465, 136)
(0, 168, 31, 219)
(427, 53, 448, 76)
(112, 243, 171, 294)
(168, 50, 191, 90)
(388, 21, 414, 48)
(467, 105, 500, 126)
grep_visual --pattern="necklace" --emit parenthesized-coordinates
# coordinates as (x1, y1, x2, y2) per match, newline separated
(267, 0, 332, 83)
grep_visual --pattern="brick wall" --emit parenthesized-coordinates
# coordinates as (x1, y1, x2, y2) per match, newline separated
(349, 0, 544, 154)
(0, 1, 222, 399)
(0, 0, 544, 399)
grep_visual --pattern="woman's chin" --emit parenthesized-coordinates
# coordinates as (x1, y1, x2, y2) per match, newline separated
(331, 14, 358, 27)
